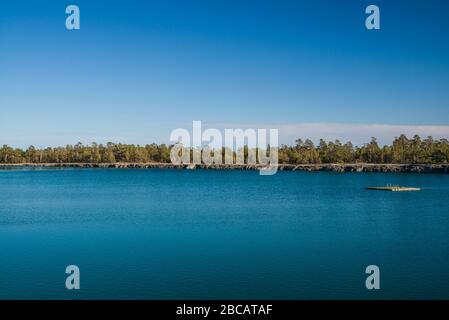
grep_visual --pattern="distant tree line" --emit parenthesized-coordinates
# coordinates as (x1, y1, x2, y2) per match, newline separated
(1, 135, 448, 164)
(278, 135, 449, 164)
(0, 143, 171, 164)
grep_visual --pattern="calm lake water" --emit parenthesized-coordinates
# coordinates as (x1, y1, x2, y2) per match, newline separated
(0, 168, 448, 299)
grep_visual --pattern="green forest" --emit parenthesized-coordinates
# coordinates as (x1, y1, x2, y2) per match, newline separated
(1, 134, 448, 164)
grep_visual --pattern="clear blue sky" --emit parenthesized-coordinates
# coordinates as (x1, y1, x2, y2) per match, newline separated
(1, 0, 449, 147)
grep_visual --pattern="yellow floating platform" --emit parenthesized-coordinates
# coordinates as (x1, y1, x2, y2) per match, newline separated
(366, 186, 421, 192)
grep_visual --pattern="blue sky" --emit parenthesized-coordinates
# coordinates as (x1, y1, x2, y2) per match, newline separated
(1, 0, 449, 147)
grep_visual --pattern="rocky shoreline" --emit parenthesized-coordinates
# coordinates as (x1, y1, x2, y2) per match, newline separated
(1, 163, 448, 173)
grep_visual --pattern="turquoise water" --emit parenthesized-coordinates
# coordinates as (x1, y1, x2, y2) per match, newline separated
(0, 168, 448, 299)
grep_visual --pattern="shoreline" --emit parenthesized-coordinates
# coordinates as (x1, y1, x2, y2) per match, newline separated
(1, 163, 448, 173)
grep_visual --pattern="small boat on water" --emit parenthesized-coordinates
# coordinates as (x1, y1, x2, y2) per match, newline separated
(365, 186, 421, 192)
